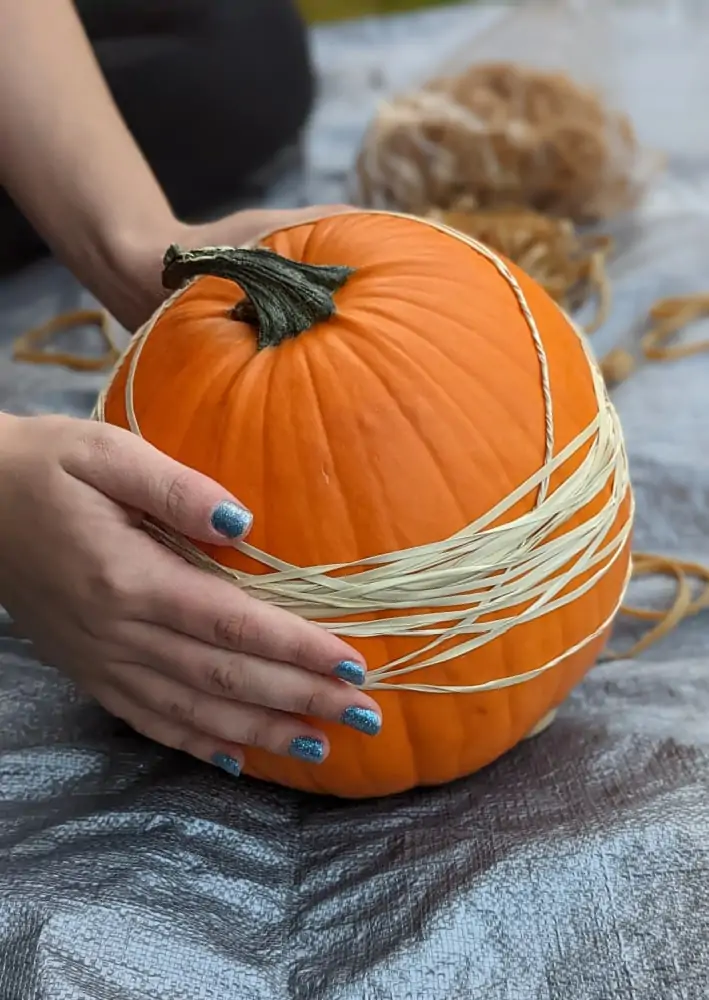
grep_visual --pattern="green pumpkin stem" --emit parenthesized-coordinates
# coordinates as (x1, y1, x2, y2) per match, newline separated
(161, 244, 354, 350)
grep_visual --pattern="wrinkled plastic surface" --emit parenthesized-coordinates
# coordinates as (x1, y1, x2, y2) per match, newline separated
(1, 4, 709, 998)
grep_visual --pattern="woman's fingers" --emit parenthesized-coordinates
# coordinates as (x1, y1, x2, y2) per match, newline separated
(0, 414, 380, 775)
(107, 662, 333, 763)
(124, 620, 382, 735)
(105, 690, 246, 778)
(144, 556, 367, 684)
(62, 421, 255, 544)
(62, 421, 368, 683)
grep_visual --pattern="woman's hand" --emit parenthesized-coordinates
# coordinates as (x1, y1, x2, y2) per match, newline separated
(0, 414, 381, 777)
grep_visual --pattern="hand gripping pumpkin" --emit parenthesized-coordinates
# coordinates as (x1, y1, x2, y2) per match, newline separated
(95, 211, 633, 798)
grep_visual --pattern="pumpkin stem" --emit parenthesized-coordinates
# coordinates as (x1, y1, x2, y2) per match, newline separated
(161, 244, 354, 350)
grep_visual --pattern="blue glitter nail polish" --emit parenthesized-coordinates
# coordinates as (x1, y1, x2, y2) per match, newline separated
(211, 500, 253, 540)
(333, 659, 366, 686)
(212, 753, 242, 777)
(341, 706, 382, 736)
(289, 737, 325, 763)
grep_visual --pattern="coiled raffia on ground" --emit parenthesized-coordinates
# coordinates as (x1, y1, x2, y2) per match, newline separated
(608, 554, 709, 660)
(92, 211, 634, 694)
(598, 291, 709, 387)
(354, 62, 646, 225)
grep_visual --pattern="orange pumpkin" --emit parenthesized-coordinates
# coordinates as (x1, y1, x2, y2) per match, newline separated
(97, 210, 633, 798)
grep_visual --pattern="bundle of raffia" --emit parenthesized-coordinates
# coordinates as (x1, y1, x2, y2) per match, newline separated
(354, 62, 649, 225)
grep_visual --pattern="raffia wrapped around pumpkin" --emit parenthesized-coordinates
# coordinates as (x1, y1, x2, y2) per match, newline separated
(89, 209, 635, 798)
(355, 62, 649, 225)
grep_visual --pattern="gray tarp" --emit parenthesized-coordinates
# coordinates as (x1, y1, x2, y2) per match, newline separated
(1, 5, 708, 998)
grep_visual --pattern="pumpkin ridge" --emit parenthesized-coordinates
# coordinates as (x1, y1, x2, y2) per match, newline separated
(306, 335, 445, 671)
(347, 293, 547, 444)
(300, 217, 329, 270)
(449, 678, 476, 784)
(322, 321, 471, 539)
(300, 335, 367, 560)
(330, 233, 545, 376)
(328, 322, 476, 555)
(212, 353, 261, 482)
(132, 316, 239, 464)
(336, 308, 543, 521)
(346, 284, 543, 393)
(261, 347, 289, 563)
(308, 328, 531, 761)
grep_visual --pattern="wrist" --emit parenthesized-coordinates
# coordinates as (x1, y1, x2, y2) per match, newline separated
(82, 212, 188, 333)
(95, 213, 259, 330)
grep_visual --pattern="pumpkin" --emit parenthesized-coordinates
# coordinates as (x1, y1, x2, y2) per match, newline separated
(96, 210, 633, 798)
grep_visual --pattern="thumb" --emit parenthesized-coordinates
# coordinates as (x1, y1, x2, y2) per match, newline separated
(64, 422, 253, 544)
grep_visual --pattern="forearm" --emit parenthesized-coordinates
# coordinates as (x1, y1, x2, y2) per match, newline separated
(0, 0, 176, 316)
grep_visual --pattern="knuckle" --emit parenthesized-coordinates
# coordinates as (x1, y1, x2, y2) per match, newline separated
(293, 687, 325, 719)
(162, 471, 194, 526)
(204, 659, 246, 697)
(285, 632, 310, 669)
(94, 561, 135, 603)
(173, 731, 195, 756)
(239, 719, 267, 750)
(76, 426, 117, 469)
(79, 562, 141, 632)
(163, 696, 198, 729)
(213, 612, 251, 651)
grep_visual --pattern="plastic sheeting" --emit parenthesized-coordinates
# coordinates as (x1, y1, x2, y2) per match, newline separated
(1, 5, 708, 998)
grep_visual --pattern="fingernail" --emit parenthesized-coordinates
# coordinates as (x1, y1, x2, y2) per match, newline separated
(289, 736, 326, 763)
(211, 500, 253, 540)
(212, 752, 242, 777)
(333, 659, 366, 686)
(341, 706, 382, 736)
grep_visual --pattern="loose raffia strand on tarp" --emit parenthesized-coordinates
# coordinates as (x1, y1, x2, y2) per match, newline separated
(641, 293, 709, 360)
(11, 309, 121, 372)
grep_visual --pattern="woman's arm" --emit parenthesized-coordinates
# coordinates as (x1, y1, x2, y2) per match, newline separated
(0, 0, 348, 331)
(0, 0, 175, 322)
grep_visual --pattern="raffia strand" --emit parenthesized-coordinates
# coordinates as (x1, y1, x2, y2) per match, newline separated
(429, 207, 613, 336)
